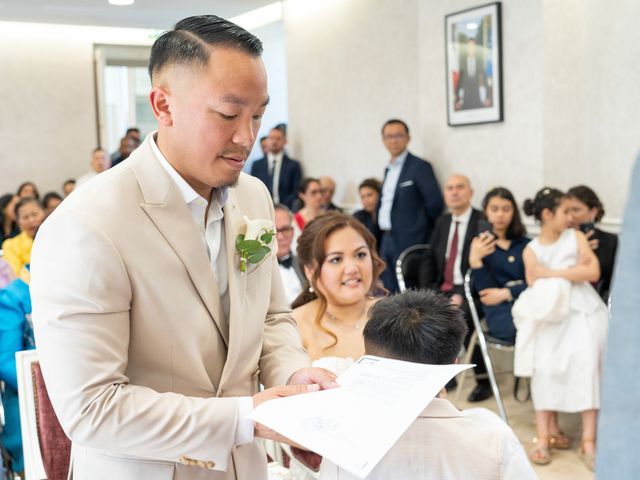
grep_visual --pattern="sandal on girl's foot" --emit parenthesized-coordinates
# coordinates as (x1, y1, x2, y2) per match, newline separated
(579, 439, 596, 471)
(529, 437, 551, 465)
(549, 432, 571, 449)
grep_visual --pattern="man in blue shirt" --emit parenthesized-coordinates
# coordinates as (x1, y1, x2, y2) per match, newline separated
(377, 119, 444, 292)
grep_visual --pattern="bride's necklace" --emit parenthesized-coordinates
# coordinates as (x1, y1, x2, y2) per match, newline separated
(324, 305, 367, 330)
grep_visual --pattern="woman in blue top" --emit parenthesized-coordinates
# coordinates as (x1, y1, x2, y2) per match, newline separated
(469, 187, 529, 343)
(0, 266, 34, 475)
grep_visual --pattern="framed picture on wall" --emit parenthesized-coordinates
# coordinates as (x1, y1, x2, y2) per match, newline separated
(445, 2, 503, 126)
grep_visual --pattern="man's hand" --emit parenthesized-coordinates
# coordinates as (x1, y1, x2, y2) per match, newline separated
(288, 367, 339, 390)
(479, 288, 511, 306)
(253, 384, 320, 442)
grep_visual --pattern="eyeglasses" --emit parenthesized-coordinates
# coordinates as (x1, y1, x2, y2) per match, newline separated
(276, 226, 294, 235)
(383, 133, 407, 140)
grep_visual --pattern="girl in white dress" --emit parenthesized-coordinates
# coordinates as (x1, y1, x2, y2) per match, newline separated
(522, 188, 608, 469)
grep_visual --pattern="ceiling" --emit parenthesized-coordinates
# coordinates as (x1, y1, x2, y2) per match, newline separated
(0, 0, 275, 30)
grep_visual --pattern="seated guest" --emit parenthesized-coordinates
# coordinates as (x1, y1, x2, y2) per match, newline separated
(76, 148, 111, 187)
(42, 192, 63, 217)
(469, 187, 529, 343)
(0, 194, 19, 243)
(320, 289, 536, 480)
(250, 125, 302, 209)
(293, 212, 386, 362)
(62, 179, 76, 197)
(319, 176, 342, 212)
(110, 128, 141, 168)
(0, 267, 35, 476)
(567, 185, 618, 301)
(1, 197, 45, 276)
(353, 178, 382, 252)
(294, 178, 324, 231)
(16, 181, 39, 200)
(274, 204, 305, 305)
(429, 174, 489, 402)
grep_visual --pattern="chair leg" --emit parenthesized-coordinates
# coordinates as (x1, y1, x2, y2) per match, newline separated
(454, 330, 478, 404)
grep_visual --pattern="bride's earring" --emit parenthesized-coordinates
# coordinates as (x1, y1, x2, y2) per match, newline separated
(308, 285, 315, 293)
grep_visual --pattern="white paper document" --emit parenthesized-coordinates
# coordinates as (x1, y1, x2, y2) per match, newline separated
(250, 356, 472, 479)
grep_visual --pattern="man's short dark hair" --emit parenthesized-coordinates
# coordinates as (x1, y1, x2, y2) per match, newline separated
(381, 119, 410, 135)
(363, 290, 467, 364)
(149, 15, 263, 81)
(126, 127, 140, 135)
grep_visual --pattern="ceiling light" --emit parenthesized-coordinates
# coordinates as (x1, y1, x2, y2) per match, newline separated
(109, 0, 135, 5)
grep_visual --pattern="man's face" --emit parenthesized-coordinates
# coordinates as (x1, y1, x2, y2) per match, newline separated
(274, 209, 294, 258)
(120, 136, 139, 157)
(382, 123, 410, 158)
(154, 47, 268, 196)
(444, 175, 473, 211)
(91, 150, 110, 173)
(319, 177, 335, 207)
(268, 129, 286, 154)
(127, 130, 141, 143)
(63, 182, 75, 196)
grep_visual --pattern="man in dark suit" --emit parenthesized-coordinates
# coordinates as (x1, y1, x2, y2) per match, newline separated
(250, 125, 302, 209)
(428, 174, 490, 402)
(377, 119, 444, 292)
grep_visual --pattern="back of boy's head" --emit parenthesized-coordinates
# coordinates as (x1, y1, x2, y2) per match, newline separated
(363, 290, 468, 364)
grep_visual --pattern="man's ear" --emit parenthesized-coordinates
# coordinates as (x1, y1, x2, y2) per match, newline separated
(150, 86, 173, 127)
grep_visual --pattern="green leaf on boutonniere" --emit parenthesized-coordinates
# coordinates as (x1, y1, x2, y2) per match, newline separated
(260, 231, 273, 244)
(237, 239, 261, 251)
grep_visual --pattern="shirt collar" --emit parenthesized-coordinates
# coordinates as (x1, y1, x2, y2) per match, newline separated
(389, 149, 409, 168)
(452, 206, 473, 224)
(150, 132, 229, 209)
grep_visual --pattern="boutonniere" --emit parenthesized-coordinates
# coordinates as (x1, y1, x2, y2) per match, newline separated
(235, 216, 275, 272)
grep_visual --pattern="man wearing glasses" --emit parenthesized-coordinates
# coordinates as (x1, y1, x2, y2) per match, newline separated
(274, 204, 304, 304)
(377, 119, 444, 292)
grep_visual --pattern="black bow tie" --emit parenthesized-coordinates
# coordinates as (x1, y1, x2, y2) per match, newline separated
(278, 255, 293, 269)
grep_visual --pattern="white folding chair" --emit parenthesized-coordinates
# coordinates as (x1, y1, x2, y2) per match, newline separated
(454, 270, 513, 424)
(15, 350, 46, 480)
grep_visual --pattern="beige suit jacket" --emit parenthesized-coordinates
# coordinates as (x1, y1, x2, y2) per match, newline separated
(30, 136, 310, 480)
(319, 399, 536, 480)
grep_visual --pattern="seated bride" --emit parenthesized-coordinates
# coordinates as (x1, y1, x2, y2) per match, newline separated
(286, 212, 386, 479)
(292, 212, 387, 370)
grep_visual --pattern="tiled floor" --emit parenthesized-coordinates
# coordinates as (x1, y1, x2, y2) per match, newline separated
(452, 357, 595, 480)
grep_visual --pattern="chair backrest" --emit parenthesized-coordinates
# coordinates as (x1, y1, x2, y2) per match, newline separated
(396, 244, 436, 292)
(16, 351, 71, 480)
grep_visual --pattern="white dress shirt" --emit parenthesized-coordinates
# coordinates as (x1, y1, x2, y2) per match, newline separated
(378, 150, 408, 231)
(320, 398, 536, 480)
(268, 151, 284, 203)
(150, 134, 254, 446)
(277, 255, 303, 306)
(445, 206, 473, 286)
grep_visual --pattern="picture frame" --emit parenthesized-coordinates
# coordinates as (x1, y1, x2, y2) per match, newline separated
(445, 2, 503, 126)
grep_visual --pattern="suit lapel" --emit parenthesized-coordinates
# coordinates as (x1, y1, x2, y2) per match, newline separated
(219, 190, 248, 387)
(133, 141, 229, 347)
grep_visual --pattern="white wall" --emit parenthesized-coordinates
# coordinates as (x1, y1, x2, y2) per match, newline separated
(0, 22, 153, 196)
(0, 19, 289, 194)
(283, 0, 640, 221)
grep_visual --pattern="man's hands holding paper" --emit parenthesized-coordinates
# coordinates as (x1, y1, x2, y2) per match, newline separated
(252, 367, 338, 442)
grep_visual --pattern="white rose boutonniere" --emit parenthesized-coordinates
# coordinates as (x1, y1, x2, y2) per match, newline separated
(235, 216, 275, 272)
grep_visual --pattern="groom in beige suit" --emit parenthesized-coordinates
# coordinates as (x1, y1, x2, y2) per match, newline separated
(30, 15, 334, 480)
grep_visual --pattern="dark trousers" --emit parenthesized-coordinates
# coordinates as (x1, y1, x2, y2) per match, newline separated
(452, 285, 489, 385)
(379, 233, 400, 293)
